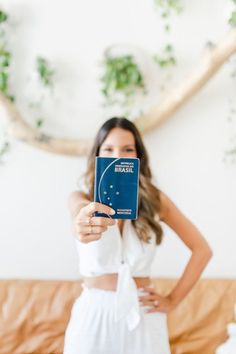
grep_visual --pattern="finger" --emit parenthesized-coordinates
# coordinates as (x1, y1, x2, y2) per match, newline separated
(145, 308, 165, 314)
(76, 233, 102, 243)
(140, 300, 158, 306)
(139, 294, 157, 301)
(75, 215, 91, 226)
(88, 217, 116, 227)
(77, 225, 108, 235)
(83, 202, 116, 217)
(76, 215, 115, 227)
(141, 286, 157, 294)
(76, 217, 115, 232)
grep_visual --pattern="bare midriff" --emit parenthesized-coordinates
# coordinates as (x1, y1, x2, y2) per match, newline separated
(83, 273, 151, 291)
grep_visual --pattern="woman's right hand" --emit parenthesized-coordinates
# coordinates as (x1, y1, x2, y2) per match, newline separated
(74, 202, 116, 243)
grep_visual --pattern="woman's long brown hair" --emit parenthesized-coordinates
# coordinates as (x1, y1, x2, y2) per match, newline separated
(80, 117, 163, 245)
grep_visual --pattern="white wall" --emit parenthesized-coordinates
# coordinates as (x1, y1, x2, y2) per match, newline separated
(0, 0, 235, 279)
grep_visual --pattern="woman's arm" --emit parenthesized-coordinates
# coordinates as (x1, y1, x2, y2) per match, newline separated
(139, 191, 213, 313)
(159, 191, 213, 307)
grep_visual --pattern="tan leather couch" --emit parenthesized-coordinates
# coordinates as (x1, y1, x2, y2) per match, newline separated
(0, 278, 235, 354)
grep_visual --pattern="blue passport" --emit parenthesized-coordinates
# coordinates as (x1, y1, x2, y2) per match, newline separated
(94, 157, 140, 219)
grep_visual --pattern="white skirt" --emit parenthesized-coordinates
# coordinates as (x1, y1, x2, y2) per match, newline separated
(63, 284, 171, 354)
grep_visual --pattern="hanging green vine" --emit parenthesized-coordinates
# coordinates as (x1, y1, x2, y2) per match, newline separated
(224, 0, 236, 163)
(0, 7, 56, 159)
(32, 56, 55, 128)
(153, 0, 183, 69)
(0, 9, 13, 163)
(0, 9, 14, 101)
(100, 54, 146, 109)
(153, 44, 176, 68)
(224, 97, 236, 164)
(154, 0, 183, 28)
(228, 0, 236, 26)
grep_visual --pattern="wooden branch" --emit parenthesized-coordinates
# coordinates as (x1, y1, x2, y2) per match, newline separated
(1, 27, 236, 156)
(134, 27, 236, 134)
(0, 93, 91, 156)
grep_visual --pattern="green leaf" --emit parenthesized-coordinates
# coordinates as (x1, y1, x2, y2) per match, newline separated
(165, 24, 170, 32)
(5, 94, 15, 102)
(153, 53, 176, 68)
(36, 118, 44, 128)
(154, 0, 183, 15)
(0, 51, 11, 67)
(0, 141, 10, 158)
(36, 56, 54, 86)
(229, 10, 236, 26)
(161, 12, 168, 18)
(165, 44, 173, 53)
(0, 71, 8, 92)
(0, 10, 8, 24)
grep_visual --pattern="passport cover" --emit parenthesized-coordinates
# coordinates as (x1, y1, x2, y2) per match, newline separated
(93, 157, 140, 219)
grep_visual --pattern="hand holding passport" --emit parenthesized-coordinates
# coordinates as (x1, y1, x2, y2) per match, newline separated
(93, 157, 140, 220)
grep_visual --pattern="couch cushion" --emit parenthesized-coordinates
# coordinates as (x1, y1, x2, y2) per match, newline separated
(0, 278, 235, 354)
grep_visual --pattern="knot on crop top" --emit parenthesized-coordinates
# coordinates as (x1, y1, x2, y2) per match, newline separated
(76, 219, 158, 331)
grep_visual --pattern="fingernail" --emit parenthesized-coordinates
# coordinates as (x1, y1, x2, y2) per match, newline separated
(109, 209, 116, 215)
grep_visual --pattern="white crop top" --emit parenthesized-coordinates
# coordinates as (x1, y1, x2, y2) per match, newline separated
(76, 217, 158, 331)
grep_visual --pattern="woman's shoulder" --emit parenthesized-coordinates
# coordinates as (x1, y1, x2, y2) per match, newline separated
(158, 189, 181, 222)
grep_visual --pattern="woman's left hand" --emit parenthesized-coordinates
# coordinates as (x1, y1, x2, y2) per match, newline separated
(138, 286, 176, 314)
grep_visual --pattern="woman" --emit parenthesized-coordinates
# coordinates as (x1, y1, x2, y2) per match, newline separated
(63, 117, 213, 354)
